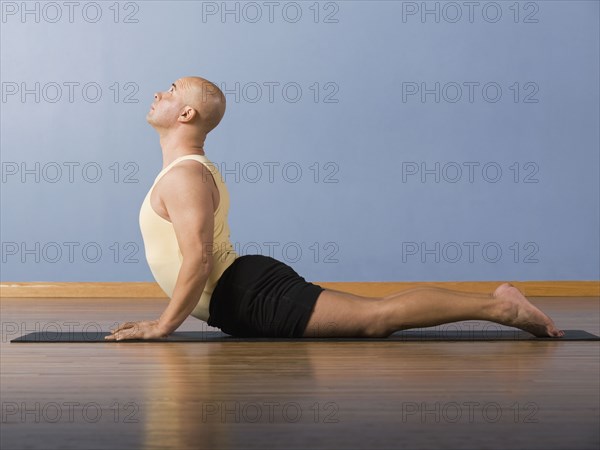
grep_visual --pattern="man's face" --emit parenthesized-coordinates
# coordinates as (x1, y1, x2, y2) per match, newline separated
(146, 79, 186, 128)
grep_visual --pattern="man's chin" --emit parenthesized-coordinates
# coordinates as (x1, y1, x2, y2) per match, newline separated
(145, 113, 164, 129)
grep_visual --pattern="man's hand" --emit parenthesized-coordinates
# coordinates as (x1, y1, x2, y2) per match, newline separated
(104, 320, 170, 341)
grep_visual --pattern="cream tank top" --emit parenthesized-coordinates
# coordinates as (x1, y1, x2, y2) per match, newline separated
(139, 154, 238, 322)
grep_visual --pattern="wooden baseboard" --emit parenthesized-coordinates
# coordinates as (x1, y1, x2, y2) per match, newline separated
(0, 281, 598, 298)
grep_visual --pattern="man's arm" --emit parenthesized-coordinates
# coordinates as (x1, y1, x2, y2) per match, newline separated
(156, 162, 216, 335)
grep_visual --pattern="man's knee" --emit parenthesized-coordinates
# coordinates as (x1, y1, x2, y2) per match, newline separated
(361, 304, 393, 338)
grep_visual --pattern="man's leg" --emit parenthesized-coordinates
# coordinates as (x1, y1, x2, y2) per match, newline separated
(302, 283, 564, 338)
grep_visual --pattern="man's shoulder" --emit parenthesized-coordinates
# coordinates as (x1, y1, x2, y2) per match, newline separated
(160, 160, 215, 187)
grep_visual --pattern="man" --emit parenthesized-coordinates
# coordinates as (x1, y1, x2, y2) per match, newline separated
(106, 76, 564, 341)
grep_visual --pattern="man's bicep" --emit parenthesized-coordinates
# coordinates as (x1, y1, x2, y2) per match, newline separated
(162, 166, 215, 265)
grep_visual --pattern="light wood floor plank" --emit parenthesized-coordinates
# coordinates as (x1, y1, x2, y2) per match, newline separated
(1, 297, 598, 450)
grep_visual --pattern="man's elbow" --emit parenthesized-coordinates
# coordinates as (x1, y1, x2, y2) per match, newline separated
(183, 248, 214, 275)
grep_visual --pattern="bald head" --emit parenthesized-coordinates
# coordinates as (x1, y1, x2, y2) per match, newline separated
(178, 76, 226, 134)
(147, 76, 227, 140)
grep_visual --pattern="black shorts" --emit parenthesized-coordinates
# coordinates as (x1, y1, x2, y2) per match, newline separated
(207, 255, 325, 338)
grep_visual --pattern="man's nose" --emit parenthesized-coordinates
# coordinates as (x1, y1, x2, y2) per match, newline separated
(154, 92, 160, 100)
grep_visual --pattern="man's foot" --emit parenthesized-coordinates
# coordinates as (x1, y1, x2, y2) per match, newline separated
(493, 283, 565, 338)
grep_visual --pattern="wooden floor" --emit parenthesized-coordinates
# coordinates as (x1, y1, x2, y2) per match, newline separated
(1, 296, 598, 450)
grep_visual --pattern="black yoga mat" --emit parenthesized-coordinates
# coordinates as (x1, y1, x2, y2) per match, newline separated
(10, 330, 600, 343)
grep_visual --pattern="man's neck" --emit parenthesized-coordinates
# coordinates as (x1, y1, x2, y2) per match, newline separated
(158, 132, 206, 169)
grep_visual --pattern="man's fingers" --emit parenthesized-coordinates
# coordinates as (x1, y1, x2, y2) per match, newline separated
(106, 329, 137, 341)
(110, 322, 137, 333)
(104, 331, 124, 341)
(105, 321, 156, 340)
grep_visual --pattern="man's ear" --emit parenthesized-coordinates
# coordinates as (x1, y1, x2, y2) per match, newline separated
(178, 106, 197, 123)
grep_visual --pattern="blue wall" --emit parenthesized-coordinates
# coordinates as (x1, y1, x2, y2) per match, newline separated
(1, 1, 598, 282)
